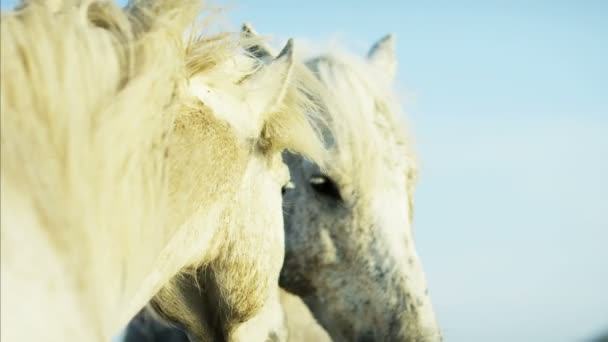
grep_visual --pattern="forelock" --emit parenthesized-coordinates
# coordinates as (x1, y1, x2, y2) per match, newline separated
(259, 62, 328, 167)
(184, 35, 327, 167)
(305, 51, 417, 192)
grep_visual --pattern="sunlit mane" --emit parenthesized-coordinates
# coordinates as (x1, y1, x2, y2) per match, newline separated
(306, 50, 418, 198)
(0, 1, 325, 340)
(186, 34, 327, 166)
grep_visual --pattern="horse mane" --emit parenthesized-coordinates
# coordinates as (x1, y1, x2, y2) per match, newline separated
(185, 33, 327, 166)
(0, 0, 206, 335)
(0, 0, 325, 337)
(305, 48, 418, 207)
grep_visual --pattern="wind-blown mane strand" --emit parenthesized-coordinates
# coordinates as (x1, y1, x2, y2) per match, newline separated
(1, 1, 217, 338)
(1, 2, 329, 340)
(307, 50, 418, 197)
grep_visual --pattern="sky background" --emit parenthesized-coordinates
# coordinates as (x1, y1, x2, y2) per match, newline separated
(2, 1, 606, 341)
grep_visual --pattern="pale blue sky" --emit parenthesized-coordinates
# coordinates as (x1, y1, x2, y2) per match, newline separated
(2, 1, 606, 341)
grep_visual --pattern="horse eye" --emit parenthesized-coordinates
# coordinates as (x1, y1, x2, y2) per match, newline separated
(282, 180, 295, 195)
(309, 175, 341, 200)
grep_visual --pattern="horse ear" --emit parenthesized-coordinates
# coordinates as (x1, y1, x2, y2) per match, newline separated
(241, 22, 274, 60)
(241, 22, 259, 37)
(368, 34, 396, 80)
(242, 39, 295, 115)
(188, 40, 294, 139)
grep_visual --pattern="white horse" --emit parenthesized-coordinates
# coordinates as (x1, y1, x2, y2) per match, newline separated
(279, 34, 442, 342)
(0, 1, 325, 341)
(236, 24, 442, 341)
(121, 25, 442, 342)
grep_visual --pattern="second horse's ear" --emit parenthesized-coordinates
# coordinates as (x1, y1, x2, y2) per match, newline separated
(368, 34, 396, 80)
(241, 22, 274, 60)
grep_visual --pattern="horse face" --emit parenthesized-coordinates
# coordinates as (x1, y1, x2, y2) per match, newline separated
(282, 153, 439, 342)
(279, 36, 441, 342)
(138, 149, 290, 341)
(148, 40, 310, 342)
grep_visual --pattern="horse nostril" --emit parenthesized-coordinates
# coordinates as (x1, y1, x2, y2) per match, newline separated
(357, 331, 376, 342)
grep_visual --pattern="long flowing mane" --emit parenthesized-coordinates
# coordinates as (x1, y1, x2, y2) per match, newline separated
(0, 1, 325, 339)
(1, 1, 208, 337)
(306, 49, 418, 203)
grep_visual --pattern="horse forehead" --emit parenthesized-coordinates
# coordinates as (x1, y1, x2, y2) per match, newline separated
(318, 69, 413, 176)
(207, 54, 256, 81)
(188, 71, 263, 142)
(326, 139, 409, 187)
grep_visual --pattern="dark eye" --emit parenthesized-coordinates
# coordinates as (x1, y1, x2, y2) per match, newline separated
(309, 175, 341, 200)
(282, 180, 295, 196)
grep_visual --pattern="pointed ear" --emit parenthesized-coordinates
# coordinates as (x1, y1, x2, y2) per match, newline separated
(241, 22, 274, 60)
(241, 22, 259, 36)
(368, 34, 396, 80)
(242, 39, 295, 115)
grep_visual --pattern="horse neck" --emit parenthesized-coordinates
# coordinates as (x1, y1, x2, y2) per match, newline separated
(118, 109, 249, 329)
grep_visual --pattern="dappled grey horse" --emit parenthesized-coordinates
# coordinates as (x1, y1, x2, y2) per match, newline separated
(278, 34, 442, 342)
